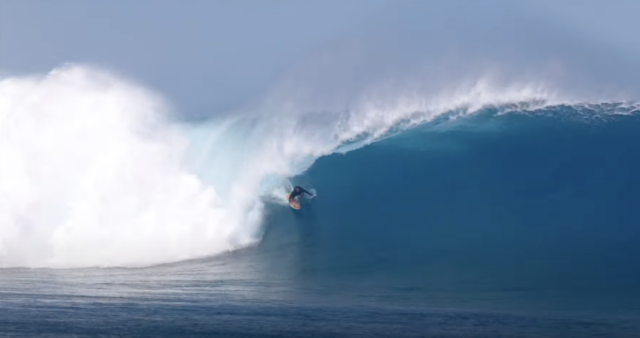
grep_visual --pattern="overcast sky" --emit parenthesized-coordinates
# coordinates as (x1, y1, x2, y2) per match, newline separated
(2, 0, 639, 117)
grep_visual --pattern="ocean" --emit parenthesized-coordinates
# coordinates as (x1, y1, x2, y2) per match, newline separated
(1, 67, 639, 337)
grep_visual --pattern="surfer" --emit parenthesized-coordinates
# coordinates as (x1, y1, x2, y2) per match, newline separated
(289, 186, 313, 202)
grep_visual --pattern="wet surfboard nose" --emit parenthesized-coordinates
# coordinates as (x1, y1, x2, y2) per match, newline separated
(286, 193, 301, 209)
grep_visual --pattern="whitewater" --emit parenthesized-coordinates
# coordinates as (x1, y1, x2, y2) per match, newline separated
(0, 63, 634, 269)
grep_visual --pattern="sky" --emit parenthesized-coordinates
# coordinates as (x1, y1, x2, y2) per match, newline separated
(1, 0, 639, 117)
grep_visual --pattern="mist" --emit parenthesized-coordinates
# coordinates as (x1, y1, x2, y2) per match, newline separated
(2, 0, 639, 120)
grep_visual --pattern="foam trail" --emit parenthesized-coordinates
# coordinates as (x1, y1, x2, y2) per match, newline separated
(0, 65, 261, 268)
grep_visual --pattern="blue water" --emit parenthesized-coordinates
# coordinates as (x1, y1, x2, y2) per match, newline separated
(2, 105, 640, 337)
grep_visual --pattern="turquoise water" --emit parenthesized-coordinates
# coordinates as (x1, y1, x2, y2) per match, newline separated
(1, 105, 639, 337)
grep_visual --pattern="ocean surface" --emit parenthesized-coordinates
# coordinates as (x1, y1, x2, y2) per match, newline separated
(1, 68, 640, 337)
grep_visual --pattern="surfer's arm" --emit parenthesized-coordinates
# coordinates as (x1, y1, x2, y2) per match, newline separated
(302, 188, 313, 196)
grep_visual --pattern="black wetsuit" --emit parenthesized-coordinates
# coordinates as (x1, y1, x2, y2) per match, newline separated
(289, 186, 312, 201)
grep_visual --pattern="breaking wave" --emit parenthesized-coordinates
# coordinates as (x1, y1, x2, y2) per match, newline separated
(0, 64, 636, 268)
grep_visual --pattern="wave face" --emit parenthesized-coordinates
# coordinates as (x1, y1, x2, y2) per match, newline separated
(1, 64, 639, 271)
(256, 105, 640, 313)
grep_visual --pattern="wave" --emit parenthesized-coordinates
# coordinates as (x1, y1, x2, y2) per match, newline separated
(0, 64, 637, 268)
(254, 105, 640, 300)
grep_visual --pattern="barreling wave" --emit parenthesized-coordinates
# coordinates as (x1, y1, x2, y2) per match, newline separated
(0, 64, 636, 268)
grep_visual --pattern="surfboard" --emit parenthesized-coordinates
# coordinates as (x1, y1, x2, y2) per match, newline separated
(286, 193, 301, 210)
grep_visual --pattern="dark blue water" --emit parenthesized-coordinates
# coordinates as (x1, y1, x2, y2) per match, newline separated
(2, 105, 640, 337)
